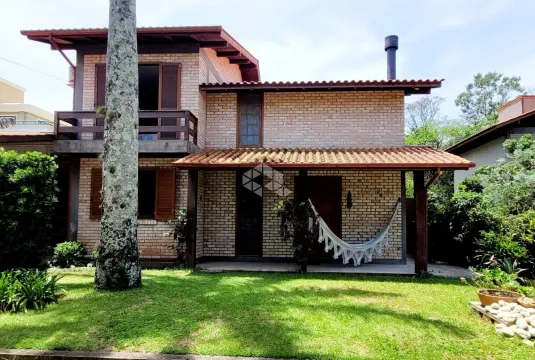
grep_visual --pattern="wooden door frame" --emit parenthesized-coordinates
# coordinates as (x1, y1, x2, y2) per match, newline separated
(235, 169, 264, 257)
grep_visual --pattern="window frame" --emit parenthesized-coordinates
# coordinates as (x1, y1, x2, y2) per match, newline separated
(236, 92, 264, 148)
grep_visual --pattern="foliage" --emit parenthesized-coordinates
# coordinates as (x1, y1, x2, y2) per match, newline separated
(0, 269, 62, 313)
(455, 72, 525, 125)
(165, 209, 190, 264)
(52, 242, 87, 268)
(469, 266, 522, 291)
(274, 199, 317, 272)
(450, 135, 535, 276)
(0, 149, 58, 269)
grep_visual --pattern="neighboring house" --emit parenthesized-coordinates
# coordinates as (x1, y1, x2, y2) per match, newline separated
(447, 95, 535, 188)
(0, 77, 54, 133)
(3, 26, 473, 273)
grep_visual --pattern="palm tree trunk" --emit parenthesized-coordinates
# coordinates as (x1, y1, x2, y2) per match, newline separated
(95, 0, 141, 289)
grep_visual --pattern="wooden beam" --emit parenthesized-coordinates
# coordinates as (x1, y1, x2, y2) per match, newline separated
(199, 41, 228, 48)
(185, 169, 198, 268)
(425, 168, 441, 189)
(414, 171, 428, 274)
(229, 58, 251, 64)
(217, 50, 240, 57)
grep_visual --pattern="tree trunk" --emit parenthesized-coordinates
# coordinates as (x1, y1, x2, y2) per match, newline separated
(95, 0, 141, 289)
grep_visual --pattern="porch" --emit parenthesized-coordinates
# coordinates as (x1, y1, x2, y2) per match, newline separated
(173, 147, 475, 273)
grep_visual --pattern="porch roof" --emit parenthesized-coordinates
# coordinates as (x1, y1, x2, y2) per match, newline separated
(172, 147, 475, 170)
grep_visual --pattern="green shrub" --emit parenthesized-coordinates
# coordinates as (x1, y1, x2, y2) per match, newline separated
(53, 242, 86, 268)
(0, 269, 63, 313)
(470, 266, 522, 291)
(164, 209, 189, 264)
(0, 149, 58, 269)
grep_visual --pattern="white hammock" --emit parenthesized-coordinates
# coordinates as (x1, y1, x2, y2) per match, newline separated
(308, 198, 401, 266)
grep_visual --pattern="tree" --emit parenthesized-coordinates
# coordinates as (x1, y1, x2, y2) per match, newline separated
(455, 72, 525, 125)
(95, 0, 141, 289)
(405, 96, 446, 148)
(406, 96, 445, 133)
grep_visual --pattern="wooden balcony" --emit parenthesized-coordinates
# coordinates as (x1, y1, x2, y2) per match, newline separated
(54, 110, 199, 154)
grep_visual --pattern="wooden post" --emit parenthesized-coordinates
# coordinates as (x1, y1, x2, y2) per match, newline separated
(185, 169, 198, 268)
(294, 170, 308, 273)
(414, 171, 428, 274)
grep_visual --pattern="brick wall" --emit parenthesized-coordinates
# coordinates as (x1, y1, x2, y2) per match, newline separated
(77, 157, 188, 259)
(205, 93, 237, 148)
(198, 171, 236, 257)
(205, 91, 404, 148)
(262, 170, 296, 258)
(196, 169, 403, 261)
(309, 170, 402, 260)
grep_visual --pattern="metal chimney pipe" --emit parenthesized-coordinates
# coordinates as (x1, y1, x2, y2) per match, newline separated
(384, 35, 399, 80)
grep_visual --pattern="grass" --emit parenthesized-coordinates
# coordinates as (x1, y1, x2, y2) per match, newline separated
(0, 269, 532, 360)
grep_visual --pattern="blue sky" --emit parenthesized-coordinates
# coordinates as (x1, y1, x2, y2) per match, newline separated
(1, 0, 533, 117)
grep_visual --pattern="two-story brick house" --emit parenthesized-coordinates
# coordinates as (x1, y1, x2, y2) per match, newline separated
(18, 26, 474, 273)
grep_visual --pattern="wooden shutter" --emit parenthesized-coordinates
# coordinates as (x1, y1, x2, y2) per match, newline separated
(155, 168, 176, 221)
(158, 64, 181, 140)
(94, 64, 106, 140)
(90, 168, 103, 220)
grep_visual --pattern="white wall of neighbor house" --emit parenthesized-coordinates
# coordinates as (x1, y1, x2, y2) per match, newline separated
(196, 169, 403, 260)
(454, 137, 506, 188)
(454, 127, 535, 188)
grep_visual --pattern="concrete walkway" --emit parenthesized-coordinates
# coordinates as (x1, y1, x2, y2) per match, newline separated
(197, 258, 472, 278)
(0, 349, 292, 360)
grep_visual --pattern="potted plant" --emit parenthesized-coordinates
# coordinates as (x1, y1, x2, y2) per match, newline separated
(469, 258, 524, 306)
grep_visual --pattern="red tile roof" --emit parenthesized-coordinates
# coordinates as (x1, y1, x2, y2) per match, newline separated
(173, 147, 474, 170)
(199, 79, 443, 95)
(20, 26, 260, 81)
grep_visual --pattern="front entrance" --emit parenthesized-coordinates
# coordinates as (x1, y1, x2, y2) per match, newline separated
(236, 169, 263, 257)
(307, 176, 342, 263)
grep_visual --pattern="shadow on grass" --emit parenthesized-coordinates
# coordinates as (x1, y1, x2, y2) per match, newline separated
(0, 270, 474, 359)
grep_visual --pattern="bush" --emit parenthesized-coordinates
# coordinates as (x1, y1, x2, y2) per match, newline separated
(449, 136, 535, 275)
(164, 209, 189, 264)
(52, 242, 86, 268)
(0, 149, 58, 269)
(0, 269, 62, 313)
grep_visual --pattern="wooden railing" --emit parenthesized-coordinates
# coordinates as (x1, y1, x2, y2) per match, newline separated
(55, 110, 198, 145)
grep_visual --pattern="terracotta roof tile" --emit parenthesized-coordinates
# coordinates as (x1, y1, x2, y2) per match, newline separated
(199, 79, 443, 95)
(173, 147, 474, 170)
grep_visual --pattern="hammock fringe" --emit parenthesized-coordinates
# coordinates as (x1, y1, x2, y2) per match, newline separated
(309, 198, 400, 266)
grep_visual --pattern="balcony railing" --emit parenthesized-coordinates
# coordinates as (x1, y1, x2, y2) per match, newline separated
(55, 110, 198, 145)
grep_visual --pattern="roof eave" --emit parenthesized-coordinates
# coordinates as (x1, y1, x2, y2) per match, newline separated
(447, 110, 535, 154)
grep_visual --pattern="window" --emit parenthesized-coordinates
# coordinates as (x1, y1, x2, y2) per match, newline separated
(90, 168, 175, 221)
(238, 93, 263, 146)
(138, 169, 156, 218)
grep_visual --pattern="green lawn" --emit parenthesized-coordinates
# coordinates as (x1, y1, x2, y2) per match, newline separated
(0, 269, 532, 360)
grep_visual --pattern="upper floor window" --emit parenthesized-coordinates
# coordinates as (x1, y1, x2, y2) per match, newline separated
(238, 93, 263, 147)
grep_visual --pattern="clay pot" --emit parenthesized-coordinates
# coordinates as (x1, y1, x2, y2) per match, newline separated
(518, 297, 535, 309)
(477, 289, 522, 306)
